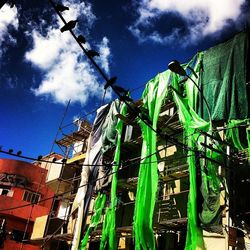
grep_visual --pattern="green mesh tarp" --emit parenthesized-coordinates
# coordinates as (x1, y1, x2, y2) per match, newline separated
(199, 140, 223, 229)
(79, 192, 106, 250)
(102, 100, 121, 154)
(134, 71, 170, 250)
(226, 119, 250, 151)
(79, 31, 249, 250)
(171, 55, 209, 249)
(100, 102, 127, 250)
(199, 31, 249, 121)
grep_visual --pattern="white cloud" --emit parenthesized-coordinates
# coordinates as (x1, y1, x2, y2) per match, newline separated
(0, 4, 19, 56)
(129, 0, 246, 45)
(60, 0, 96, 27)
(96, 37, 111, 74)
(25, 0, 112, 105)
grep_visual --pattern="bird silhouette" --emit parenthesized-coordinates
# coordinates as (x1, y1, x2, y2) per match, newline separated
(104, 77, 117, 89)
(86, 50, 100, 58)
(77, 35, 86, 44)
(9, 1, 15, 8)
(113, 85, 128, 95)
(121, 95, 133, 102)
(37, 155, 43, 160)
(60, 20, 78, 32)
(55, 4, 69, 12)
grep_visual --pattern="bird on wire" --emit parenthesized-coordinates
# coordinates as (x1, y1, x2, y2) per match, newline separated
(60, 20, 78, 32)
(55, 4, 69, 12)
(113, 85, 128, 95)
(77, 35, 86, 44)
(121, 94, 133, 102)
(104, 77, 117, 89)
(17, 151, 22, 156)
(37, 155, 43, 160)
(9, 1, 15, 8)
(86, 50, 100, 58)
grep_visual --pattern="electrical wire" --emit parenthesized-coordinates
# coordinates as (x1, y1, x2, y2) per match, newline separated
(40, 0, 250, 153)
(0, 0, 247, 245)
(2, 1, 248, 236)
(0, 136, 242, 214)
(47, 0, 200, 156)
(20, 100, 71, 250)
(0, 143, 191, 212)
(1, 120, 247, 165)
(60, 80, 147, 130)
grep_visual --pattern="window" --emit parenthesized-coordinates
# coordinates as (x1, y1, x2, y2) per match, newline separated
(0, 188, 14, 197)
(11, 230, 29, 242)
(22, 191, 40, 204)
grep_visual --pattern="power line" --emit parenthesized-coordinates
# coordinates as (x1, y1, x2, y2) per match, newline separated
(0, 149, 66, 165)
(60, 80, 148, 131)
(1, 120, 247, 165)
(0, 134, 242, 214)
(0, 143, 191, 212)
(47, 0, 182, 149)
(20, 100, 71, 250)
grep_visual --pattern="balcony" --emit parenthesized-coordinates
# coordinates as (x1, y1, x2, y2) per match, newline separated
(46, 161, 82, 195)
(0, 195, 49, 221)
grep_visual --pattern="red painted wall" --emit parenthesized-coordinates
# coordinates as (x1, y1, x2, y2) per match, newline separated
(0, 158, 54, 250)
(2, 239, 39, 250)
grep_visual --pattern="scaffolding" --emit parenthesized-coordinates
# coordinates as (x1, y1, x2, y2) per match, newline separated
(29, 91, 250, 250)
(30, 118, 91, 250)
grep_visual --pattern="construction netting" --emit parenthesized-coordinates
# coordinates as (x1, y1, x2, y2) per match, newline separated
(76, 30, 249, 250)
(199, 31, 249, 121)
(134, 72, 170, 250)
(100, 103, 127, 250)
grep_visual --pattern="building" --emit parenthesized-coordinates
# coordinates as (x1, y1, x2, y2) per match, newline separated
(30, 30, 250, 250)
(30, 120, 91, 249)
(0, 158, 55, 249)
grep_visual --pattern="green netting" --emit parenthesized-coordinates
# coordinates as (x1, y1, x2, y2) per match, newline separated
(226, 119, 250, 150)
(102, 100, 121, 154)
(134, 71, 170, 250)
(79, 192, 106, 250)
(247, 126, 250, 157)
(199, 140, 223, 228)
(171, 52, 223, 249)
(199, 31, 249, 121)
(79, 31, 249, 250)
(171, 56, 208, 249)
(100, 102, 127, 250)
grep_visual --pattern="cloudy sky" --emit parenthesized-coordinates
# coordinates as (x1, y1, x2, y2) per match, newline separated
(0, 0, 249, 159)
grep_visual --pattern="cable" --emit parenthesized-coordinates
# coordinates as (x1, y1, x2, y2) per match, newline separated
(130, 82, 147, 93)
(1, 119, 246, 166)
(10, 0, 247, 160)
(59, 81, 147, 130)
(44, 188, 191, 246)
(48, 0, 249, 174)
(0, 137, 237, 214)
(0, 142, 191, 212)
(0, 149, 66, 165)
(47, 0, 196, 155)
(20, 100, 71, 250)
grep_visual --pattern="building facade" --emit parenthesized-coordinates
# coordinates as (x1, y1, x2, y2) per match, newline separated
(0, 158, 54, 249)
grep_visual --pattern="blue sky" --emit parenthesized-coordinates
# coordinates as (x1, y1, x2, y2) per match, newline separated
(0, 0, 249, 160)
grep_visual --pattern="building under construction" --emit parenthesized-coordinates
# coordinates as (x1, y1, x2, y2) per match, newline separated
(27, 30, 250, 250)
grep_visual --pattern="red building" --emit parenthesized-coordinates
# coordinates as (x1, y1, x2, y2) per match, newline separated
(0, 158, 54, 250)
